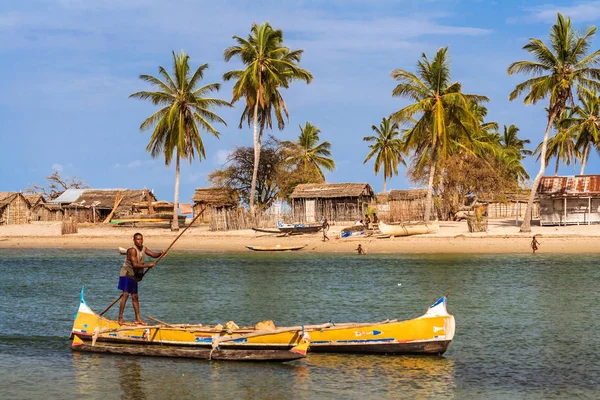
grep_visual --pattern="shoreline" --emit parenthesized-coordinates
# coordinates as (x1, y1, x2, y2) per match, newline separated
(1, 220, 600, 254)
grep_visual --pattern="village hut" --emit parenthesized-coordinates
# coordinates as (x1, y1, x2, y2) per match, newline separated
(51, 189, 157, 223)
(0, 192, 31, 225)
(23, 194, 45, 208)
(192, 188, 240, 230)
(289, 183, 375, 223)
(537, 175, 600, 226)
(475, 191, 539, 221)
(386, 189, 429, 222)
(33, 203, 64, 221)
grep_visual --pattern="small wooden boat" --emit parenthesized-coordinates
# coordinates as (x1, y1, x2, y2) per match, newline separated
(251, 227, 282, 234)
(110, 214, 186, 227)
(277, 220, 322, 234)
(246, 245, 306, 252)
(378, 220, 440, 237)
(118, 247, 128, 255)
(71, 289, 311, 362)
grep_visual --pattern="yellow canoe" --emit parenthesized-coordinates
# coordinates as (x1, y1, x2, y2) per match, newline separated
(71, 289, 454, 357)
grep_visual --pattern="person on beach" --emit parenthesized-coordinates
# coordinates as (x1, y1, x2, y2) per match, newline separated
(118, 233, 163, 325)
(364, 214, 371, 230)
(322, 218, 330, 241)
(531, 236, 540, 254)
(356, 244, 366, 255)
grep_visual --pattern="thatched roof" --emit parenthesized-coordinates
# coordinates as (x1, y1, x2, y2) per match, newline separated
(375, 193, 388, 204)
(54, 189, 156, 210)
(192, 188, 239, 207)
(23, 194, 45, 207)
(388, 189, 427, 201)
(0, 192, 30, 209)
(34, 203, 63, 211)
(289, 183, 375, 199)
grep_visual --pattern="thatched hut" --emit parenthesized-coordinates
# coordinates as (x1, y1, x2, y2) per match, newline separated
(289, 183, 375, 223)
(33, 203, 64, 221)
(23, 194, 45, 208)
(192, 188, 240, 230)
(51, 189, 157, 223)
(387, 189, 428, 222)
(537, 175, 600, 225)
(477, 192, 539, 220)
(0, 192, 31, 225)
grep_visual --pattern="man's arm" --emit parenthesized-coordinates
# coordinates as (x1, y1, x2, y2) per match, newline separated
(145, 248, 163, 259)
(128, 248, 156, 269)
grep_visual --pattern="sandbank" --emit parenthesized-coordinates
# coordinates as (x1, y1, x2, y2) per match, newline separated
(1, 220, 599, 254)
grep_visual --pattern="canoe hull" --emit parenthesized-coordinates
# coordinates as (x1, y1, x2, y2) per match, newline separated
(277, 221, 322, 234)
(246, 245, 306, 251)
(72, 334, 306, 361)
(309, 340, 452, 355)
(378, 220, 440, 236)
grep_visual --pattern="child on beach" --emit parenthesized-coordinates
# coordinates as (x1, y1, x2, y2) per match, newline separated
(356, 244, 366, 255)
(531, 236, 540, 254)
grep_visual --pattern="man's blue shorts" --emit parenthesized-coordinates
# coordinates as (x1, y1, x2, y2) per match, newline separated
(118, 277, 138, 294)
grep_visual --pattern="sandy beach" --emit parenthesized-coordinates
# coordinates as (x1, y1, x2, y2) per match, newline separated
(1, 219, 599, 254)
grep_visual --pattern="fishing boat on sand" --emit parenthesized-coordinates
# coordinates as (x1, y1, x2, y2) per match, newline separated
(339, 225, 367, 238)
(72, 289, 454, 358)
(246, 245, 306, 251)
(71, 289, 310, 362)
(378, 220, 440, 237)
(276, 220, 322, 234)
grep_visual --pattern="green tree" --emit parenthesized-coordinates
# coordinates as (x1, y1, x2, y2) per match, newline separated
(562, 87, 600, 174)
(535, 110, 580, 175)
(390, 47, 489, 221)
(130, 50, 231, 230)
(223, 22, 312, 211)
(363, 117, 406, 193)
(284, 122, 335, 182)
(508, 13, 600, 232)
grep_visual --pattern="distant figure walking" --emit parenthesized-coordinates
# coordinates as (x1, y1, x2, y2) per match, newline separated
(364, 214, 371, 230)
(322, 218, 330, 241)
(356, 244, 366, 255)
(531, 235, 540, 254)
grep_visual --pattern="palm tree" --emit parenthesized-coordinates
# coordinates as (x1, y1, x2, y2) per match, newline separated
(363, 117, 406, 193)
(285, 122, 335, 181)
(534, 121, 579, 175)
(508, 13, 600, 232)
(223, 22, 312, 211)
(562, 87, 600, 174)
(390, 47, 489, 221)
(130, 50, 231, 230)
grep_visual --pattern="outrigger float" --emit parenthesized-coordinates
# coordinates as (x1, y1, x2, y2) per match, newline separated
(71, 290, 455, 361)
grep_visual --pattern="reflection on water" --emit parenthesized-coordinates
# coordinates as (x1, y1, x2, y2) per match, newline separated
(117, 358, 146, 400)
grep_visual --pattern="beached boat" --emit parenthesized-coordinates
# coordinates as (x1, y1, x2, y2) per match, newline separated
(72, 289, 454, 357)
(277, 220, 322, 234)
(71, 288, 311, 362)
(246, 245, 306, 251)
(378, 220, 440, 237)
(110, 214, 186, 227)
(339, 225, 366, 238)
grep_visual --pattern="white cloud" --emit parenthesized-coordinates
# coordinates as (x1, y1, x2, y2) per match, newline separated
(524, 2, 600, 23)
(215, 149, 232, 165)
(113, 160, 155, 169)
(52, 163, 63, 172)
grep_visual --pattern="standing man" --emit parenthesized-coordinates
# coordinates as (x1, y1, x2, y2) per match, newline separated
(118, 233, 163, 325)
(322, 217, 330, 241)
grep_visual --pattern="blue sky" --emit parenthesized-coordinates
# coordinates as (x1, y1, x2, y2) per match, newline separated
(2, 0, 600, 204)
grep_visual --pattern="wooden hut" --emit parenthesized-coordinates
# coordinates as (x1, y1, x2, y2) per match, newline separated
(51, 189, 157, 223)
(33, 203, 64, 221)
(192, 188, 240, 230)
(537, 175, 600, 225)
(387, 189, 428, 222)
(289, 183, 375, 223)
(478, 192, 539, 220)
(0, 192, 31, 225)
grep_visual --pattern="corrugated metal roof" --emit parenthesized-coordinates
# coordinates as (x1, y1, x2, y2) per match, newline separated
(538, 175, 600, 197)
(50, 189, 88, 203)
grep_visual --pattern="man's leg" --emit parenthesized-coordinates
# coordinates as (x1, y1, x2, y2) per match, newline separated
(131, 293, 146, 325)
(118, 292, 129, 325)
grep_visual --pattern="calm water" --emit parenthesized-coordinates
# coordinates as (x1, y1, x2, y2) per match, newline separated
(1, 249, 599, 399)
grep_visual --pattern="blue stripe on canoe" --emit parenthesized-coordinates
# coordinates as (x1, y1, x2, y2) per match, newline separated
(312, 338, 396, 344)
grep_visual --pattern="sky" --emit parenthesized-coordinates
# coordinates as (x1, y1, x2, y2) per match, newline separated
(2, 0, 600, 204)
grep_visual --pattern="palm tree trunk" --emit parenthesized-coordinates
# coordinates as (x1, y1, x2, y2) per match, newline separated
(555, 156, 559, 176)
(249, 96, 260, 212)
(520, 111, 557, 232)
(424, 162, 436, 222)
(580, 142, 590, 175)
(383, 178, 387, 194)
(171, 155, 180, 231)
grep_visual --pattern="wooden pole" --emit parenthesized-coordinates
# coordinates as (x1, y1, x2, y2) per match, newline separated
(99, 207, 206, 316)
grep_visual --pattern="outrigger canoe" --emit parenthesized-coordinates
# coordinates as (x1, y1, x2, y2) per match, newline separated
(246, 245, 306, 251)
(71, 288, 311, 362)
(72, 289, 455, 358)
(277, 220, 322, 234)
(378, 220, 440, 237)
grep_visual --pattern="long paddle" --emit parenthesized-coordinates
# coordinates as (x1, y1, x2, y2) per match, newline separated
(99, 207, 206, 316)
